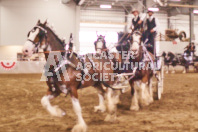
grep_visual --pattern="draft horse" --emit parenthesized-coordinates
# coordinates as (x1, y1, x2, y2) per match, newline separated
(23, 20, 120, 132)
(94, 31, 156, 112)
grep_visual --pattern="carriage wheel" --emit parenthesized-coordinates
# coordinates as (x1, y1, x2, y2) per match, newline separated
(157, 72, 162, 100)
(153, 58, 164, 100)
(161, 64, 164, 93)
(153, 72, 162, 100)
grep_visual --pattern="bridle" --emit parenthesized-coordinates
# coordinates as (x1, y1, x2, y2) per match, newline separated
(95, 36, 106, 50)
(131, 31, 142, 51)
(27, 25, 48, 53)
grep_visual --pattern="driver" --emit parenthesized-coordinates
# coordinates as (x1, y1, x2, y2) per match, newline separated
(130, 9, 143, 32)
(138, 9, 160, 54)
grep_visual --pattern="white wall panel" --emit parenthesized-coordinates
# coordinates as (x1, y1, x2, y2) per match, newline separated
(81, 10, 125, 23)
(80, 9, 126, 54)
(0, 0, 77, 46)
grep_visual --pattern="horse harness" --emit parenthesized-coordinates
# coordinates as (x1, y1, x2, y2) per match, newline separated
(27, 26, 49, 52)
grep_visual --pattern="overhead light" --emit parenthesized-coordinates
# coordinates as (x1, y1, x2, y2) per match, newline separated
(148, 7, 159, 12)
(169, 0, 181, 1)
(194, 10, 198, 14)
(100, 5, 112, 9)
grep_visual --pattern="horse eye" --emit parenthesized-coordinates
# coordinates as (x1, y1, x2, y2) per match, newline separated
(32, 27, 37, 32)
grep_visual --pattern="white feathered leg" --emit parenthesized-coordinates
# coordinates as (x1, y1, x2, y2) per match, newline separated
(130, 87, 139, 111)
(139, 83, 150, 106)
(182, 67, 186, 74)
(165, 65, 169, 74)
(41, 95, 66, 117)
(94, 93, 106, 112)
(71, 97, 87, 132)
(171, 66, 176, 73)
(104, 88, 118, 122)
(148, 78, 154, 104)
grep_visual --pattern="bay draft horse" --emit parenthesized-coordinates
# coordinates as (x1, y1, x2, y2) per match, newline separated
(94, 31, 155, 112)
(22, 20, 121, 132)
(117, 31, 155, 111)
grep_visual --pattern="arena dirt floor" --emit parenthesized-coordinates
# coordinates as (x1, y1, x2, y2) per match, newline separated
(0, 73, 198, 132)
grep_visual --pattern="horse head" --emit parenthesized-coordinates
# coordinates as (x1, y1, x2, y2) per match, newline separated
(23, 20, 66, 57)
(23, 20, 48, 57)
(130, 31, 142, 58)
(94, 34, 106, 53)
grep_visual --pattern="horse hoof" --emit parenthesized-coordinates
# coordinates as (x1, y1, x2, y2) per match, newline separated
(140, 100, 150, 107)
(94, 106, 106, 113)
(50, 106, 66, 117)
(104, 114, 117, 122)
(148, 97, 154, 104)
(171, 71, 175, 74)
(72, 123, 87, 132)
(130, 105, 139, 111)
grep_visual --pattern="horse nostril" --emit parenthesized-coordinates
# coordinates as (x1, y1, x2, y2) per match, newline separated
(25, 50, 28, 52)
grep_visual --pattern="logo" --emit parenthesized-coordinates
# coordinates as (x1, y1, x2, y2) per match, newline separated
(0, 61, 16, 70)
(172, 40, 177, 45)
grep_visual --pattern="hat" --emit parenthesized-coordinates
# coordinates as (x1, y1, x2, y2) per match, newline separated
(147, 9, 154, 13)
(131, 8, 139, 13)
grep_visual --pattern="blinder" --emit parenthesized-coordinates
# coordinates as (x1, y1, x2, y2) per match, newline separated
(27, 25, 48, 51)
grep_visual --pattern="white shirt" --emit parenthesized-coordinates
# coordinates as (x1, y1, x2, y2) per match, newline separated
(140, 13, 160, 32)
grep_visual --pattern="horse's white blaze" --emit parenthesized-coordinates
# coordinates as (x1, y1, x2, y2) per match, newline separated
(96, 41, 103, 53)
(29, 28, 40, 41)
(22, 28, 40, 56)
(23, 41, 35, 56)
(41, 95, 66, 117)
(96, 41, 103, 49)
(71, 97, 87, 132)
(131, 34, 141, 52)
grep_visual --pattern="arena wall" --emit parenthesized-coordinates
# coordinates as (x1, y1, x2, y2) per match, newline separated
(0, 0, 80, 60)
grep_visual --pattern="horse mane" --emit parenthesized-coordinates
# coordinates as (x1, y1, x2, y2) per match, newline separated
(39, 23, 65, 48)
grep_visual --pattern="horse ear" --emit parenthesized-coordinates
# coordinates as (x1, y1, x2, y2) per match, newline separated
(70, 33, 73, 38)
(37, 20, 41, 25)
(43, 19, 48, 26)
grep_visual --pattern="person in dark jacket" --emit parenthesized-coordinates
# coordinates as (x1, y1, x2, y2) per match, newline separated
(130, 9, 143, 32)
(143, 10, 159, 54)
